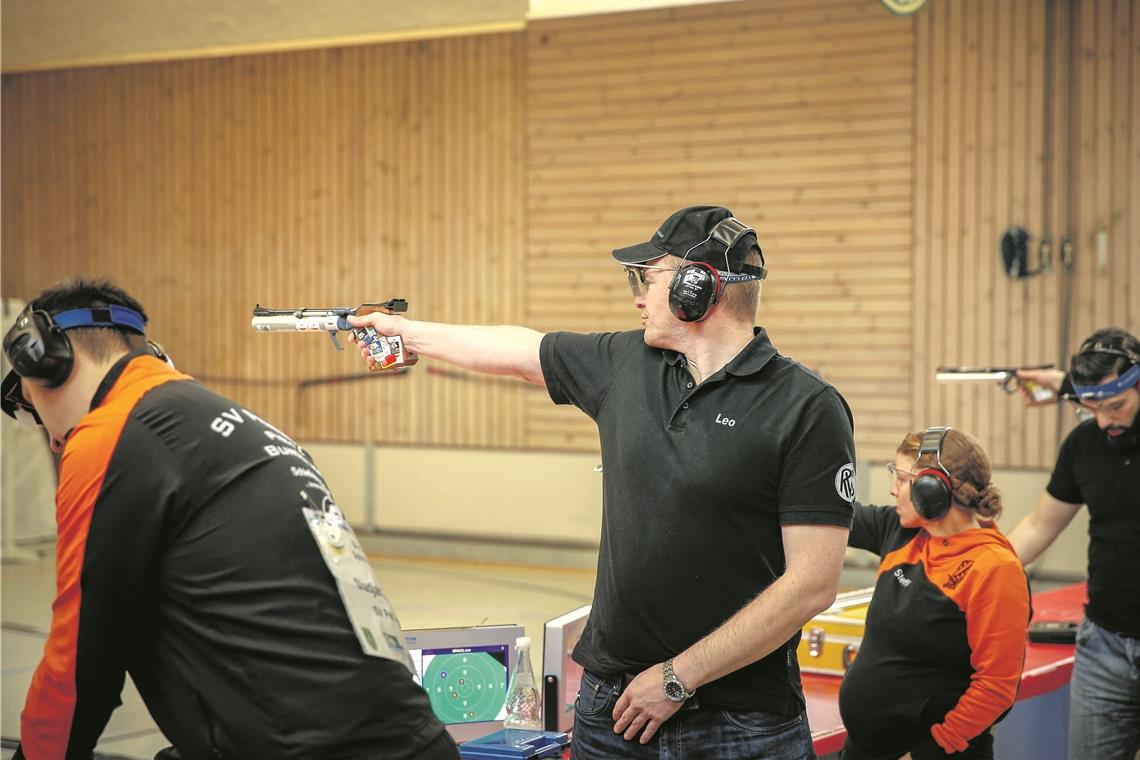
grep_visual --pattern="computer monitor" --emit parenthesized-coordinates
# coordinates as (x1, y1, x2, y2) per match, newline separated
(404, 624, 525, 743)
(542, 604, 591, 733)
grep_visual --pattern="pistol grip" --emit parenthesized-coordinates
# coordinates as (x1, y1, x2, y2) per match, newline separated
(353, 327, 399, 370)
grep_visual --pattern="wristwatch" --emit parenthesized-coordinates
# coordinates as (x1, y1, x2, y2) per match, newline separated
(662, 659, 695, 702)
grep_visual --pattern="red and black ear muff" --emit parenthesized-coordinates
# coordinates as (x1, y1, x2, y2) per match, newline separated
(912, 467, 953, 520)
(668, 262, 722, 322)
(911, 426, 955, 520)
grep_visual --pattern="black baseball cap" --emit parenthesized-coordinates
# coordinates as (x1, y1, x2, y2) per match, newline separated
(612, 205, 766, 278)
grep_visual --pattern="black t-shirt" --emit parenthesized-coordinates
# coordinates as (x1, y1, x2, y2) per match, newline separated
(540, 328, 856, 713)
(1046, 418, 1140, 637)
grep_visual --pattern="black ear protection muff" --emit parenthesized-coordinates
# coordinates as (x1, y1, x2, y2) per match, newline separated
(668, 262, 722, 322)
(911, 426, 955, 520)
(3, 307, 75, 387)
(667, 217, 768, 323)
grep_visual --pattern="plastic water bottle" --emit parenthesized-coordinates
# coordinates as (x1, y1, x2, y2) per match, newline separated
(503, 636, 542, 729)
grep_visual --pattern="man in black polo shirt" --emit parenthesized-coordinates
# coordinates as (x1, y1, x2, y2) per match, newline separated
(349, 205, 856, 759)
(1010, 328, 1140, 760)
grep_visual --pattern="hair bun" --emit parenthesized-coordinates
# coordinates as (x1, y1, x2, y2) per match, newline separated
(954, 480, 1003, 519)
(974, 483, 1003, 519)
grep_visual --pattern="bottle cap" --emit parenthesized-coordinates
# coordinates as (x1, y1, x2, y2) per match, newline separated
(515, 636, 531, 649)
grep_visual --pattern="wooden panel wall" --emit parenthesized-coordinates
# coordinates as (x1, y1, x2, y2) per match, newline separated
(526, 0, 916, 458)
(913, 0, 1057, 469)
(3, 0, 1135, 466)
(914, 0, 1139, 469)
(1067, 0, 1138, 355)
(1, 34, 528, 446)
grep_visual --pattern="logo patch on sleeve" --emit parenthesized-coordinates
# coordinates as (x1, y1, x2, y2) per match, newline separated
(943, 559, 975, 590)
(834, 463, 856, 502)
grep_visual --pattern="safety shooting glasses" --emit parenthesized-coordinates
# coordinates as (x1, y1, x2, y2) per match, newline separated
(623, 263, 680, 297)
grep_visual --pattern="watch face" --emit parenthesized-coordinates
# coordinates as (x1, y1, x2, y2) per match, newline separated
(664, 681, 686, 701)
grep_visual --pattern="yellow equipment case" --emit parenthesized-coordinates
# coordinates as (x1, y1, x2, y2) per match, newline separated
(796, 587, 874, 676)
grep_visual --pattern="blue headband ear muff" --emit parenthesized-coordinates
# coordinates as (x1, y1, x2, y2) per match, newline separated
(2, 304, 147, 388)
(1070, 342, 1140, 400)
(1071, 364, 1140, 400)
(53, 305, 146, 334)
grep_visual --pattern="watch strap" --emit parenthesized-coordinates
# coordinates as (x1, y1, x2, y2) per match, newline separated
(663, 658, 695, 700)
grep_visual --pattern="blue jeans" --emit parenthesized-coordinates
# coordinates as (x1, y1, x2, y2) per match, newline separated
(1068, 617, 1140, 760)
(570, 669, 815, 760)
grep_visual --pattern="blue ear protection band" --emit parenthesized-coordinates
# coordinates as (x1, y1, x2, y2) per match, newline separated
(1071, 363, 1140, 400)
(52, 306, 146, 335)
(3, 304, 147, 381)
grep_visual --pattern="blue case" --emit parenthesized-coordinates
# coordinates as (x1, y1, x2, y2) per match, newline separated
(458, 729, 570, 759)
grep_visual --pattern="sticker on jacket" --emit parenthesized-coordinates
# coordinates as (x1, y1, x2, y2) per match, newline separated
(302, 489, 415, 673)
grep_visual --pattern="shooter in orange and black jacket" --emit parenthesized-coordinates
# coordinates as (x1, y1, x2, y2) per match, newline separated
(2, 279, 456, 760)
(838, 428, 1030, 760)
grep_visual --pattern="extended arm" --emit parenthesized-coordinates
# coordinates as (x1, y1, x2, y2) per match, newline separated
(611, 522, 848, 743)
(1013, 368, 1068, 407)
(1006, 491, 1083, 566)
(347, 313, 545, 385)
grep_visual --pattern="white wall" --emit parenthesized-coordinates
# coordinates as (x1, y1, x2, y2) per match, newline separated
(305, 443, 605, 545)
(305, 444, 1091, 578)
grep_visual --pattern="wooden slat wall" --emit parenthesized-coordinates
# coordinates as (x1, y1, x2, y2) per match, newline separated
(1, 35, 528, 446)
(914, 0, 1056, 469)
(525, 0, 916, 459)
(1067, 0, 1138, 354)
(914, 0, 1138, 469)
(2, 0, 1135, 465)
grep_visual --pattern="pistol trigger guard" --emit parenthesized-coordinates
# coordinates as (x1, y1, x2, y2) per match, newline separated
(328, 331, 343, 351)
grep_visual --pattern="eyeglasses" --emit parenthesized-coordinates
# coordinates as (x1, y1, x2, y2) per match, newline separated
(886, 462, 916, 483)
(623, 264, 679, 297)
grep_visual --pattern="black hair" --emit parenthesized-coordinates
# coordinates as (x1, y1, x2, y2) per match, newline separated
(30, 278, 149, 361)
(1071, 328, 1140, 386)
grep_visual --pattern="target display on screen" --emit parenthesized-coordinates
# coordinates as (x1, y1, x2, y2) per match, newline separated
(412, 645, 509, 723)
(403, 624, 523, 742)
